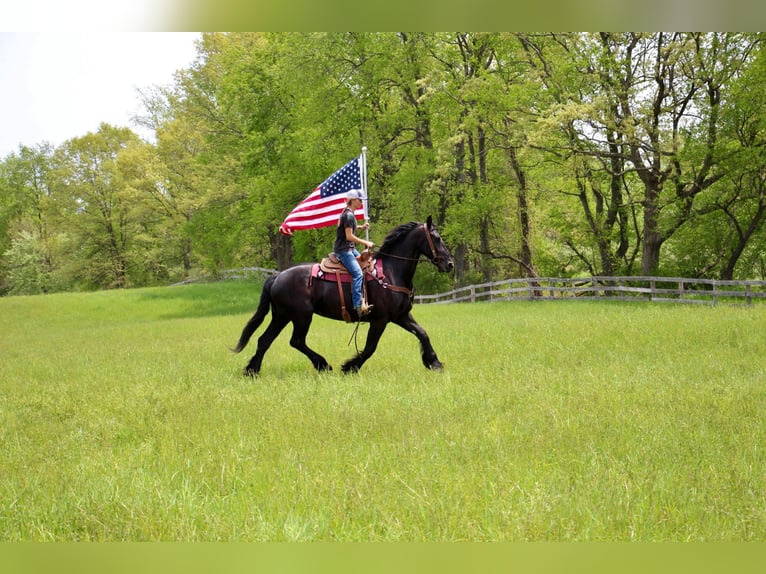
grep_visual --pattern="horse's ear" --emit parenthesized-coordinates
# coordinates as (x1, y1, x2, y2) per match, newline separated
(426, 215, 433, 229)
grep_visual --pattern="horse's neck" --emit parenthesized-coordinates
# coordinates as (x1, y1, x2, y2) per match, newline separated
(382, 244, 420, 287)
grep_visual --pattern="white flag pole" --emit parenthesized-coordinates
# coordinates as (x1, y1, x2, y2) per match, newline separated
(361, 146, 370, 242)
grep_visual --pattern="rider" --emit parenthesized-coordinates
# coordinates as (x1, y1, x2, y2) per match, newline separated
(334, 190, 374, 317)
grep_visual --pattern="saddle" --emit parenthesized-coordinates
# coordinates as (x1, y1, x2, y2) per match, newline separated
(311, 252, 382, 323)
(318, 251, 377, 277)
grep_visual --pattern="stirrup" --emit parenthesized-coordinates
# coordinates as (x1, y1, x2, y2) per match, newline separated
(355, 301, 373, 317)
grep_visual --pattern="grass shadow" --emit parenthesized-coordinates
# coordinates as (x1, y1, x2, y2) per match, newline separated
(139, 280, 263, 320)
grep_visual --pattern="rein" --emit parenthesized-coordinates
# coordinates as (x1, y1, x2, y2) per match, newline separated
(375, 223, 441, 264)
(375, 251, 422, 262)
(372, 223, 442, 299)
(348, 321, 364, 353)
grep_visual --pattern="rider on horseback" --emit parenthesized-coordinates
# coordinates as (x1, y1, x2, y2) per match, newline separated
(334, 190, 374, 317)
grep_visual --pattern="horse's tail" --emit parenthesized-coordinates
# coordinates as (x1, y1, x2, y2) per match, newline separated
(231, 274, 277, 354)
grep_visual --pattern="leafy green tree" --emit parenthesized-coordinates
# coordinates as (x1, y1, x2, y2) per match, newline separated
(0, 143, 65, 294)
(515, 32, 761, 279)
(53, 124, 157, 289)
(8, 32, 766, 297)
(594, 33, 757, 275)
(670, 36, 766, 279)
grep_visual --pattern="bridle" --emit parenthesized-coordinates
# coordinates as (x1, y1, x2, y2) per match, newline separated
(376, 223, 444, 265)
(371, 223, 446, 299)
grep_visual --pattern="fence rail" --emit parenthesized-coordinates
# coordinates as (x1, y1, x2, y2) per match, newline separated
(414, 276, 766, 306)
(175, 269, 766, 307)
(172, 266, 279, 286)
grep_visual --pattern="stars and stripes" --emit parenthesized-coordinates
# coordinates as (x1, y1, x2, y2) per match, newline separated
(279, 156, 366, 236)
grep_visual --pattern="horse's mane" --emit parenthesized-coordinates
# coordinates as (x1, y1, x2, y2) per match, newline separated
(377, 221, 420, 254)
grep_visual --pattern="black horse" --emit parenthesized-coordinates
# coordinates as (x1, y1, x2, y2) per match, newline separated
(232, 216, 454, 375)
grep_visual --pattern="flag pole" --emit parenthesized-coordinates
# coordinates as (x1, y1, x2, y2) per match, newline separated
(361, 146, 370, 242)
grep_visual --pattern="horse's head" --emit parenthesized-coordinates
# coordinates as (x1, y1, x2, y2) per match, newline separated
(423, 216, 454, 273)
(376, 218, 454, 273)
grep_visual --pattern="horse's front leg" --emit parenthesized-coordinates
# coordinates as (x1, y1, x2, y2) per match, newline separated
(341, 321, 388, 374)
(394, 312, 443, 370)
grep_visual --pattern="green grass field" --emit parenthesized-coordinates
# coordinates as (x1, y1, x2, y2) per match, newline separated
(1, 280, 765, 541)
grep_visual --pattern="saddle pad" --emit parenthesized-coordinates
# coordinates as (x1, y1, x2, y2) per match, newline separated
(311, 258, 384, 284)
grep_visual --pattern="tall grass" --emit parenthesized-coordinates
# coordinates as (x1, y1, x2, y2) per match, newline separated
(1, 281, 765, 540)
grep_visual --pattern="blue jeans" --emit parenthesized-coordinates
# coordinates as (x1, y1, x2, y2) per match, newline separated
(336, 249, 363, 308)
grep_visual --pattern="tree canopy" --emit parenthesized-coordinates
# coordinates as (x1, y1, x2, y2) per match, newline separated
(3, 32, 766, 295)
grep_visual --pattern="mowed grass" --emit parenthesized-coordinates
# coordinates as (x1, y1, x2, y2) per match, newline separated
(1, 280, 765, 541)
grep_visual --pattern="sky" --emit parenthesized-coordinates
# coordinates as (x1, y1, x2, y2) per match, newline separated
(0, 32, 200, 157)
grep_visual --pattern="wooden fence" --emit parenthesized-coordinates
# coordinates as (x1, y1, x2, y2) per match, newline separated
(172, 266, 278, 286)
(175, 269, 766, 307)
(414, 276, 766, 306)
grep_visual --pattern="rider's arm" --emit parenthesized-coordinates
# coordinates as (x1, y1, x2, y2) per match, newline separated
(345, 226, 374, 249)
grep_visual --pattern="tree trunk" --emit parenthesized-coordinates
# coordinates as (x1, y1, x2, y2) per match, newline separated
(453, 243, 468, 285)
(720, 201, 766, 280)
(641, 191, 663, 275)
(506, 143, 536, 278)
(271, 232, 293, 271)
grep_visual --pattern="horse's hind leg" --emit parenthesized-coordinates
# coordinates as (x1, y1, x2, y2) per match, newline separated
(244, 315, 289, 376)
(290, 315, 331, 372)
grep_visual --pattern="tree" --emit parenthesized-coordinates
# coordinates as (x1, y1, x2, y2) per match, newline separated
(672, 36, 766, 279)
(7, 32, 766, 297)
(511, 33, 639, 277)
(0, 143, 64, 294)
(515, 33, 761, 278)
(54, 124, 152, 289)
(595, 33, 757, 274)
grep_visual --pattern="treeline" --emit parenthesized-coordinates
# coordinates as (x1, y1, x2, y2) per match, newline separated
(3, 32, 766, 296)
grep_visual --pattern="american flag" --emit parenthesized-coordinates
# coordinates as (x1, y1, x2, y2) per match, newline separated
(279, 156, 366, 236)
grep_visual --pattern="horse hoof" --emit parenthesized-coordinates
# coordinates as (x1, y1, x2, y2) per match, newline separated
(243, 367, 259, 377)
(341, 363, 360, 374)
(428, 361, 444, 371)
